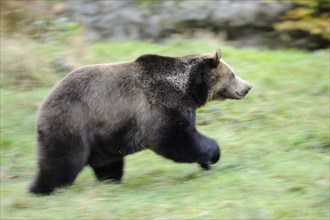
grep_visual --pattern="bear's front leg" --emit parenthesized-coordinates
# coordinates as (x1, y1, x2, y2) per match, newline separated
(195, 132, 221, 170)
(149, 121, 220, 169)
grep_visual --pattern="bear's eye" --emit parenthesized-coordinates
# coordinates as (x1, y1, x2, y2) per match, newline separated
(229, 74, 235, 81)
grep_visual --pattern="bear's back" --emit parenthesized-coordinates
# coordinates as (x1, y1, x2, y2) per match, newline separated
(37, 62, 148, 133)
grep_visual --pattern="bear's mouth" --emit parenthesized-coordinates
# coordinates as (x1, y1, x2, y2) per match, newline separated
(215, 90, 242, 100)
(234, 92, 245, 99)
(213, 89, 248, 101)
(215, 92, 244, 100)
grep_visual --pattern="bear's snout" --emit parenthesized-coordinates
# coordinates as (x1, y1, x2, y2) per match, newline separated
(236, 84, 252, 99)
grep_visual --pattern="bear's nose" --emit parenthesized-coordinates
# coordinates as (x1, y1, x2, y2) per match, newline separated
(246, 85, 253, 94)
(242, 85, 252, 96)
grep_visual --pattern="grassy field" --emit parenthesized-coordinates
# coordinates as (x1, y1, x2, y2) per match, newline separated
(1, 39, 329, 219)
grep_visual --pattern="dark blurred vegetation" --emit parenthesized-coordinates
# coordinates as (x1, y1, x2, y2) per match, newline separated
(276, 0, 330, 50)
(1, 0, 81, 87)
(1, 0, 79, 42)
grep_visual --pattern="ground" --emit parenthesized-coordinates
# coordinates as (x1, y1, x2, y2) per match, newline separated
(1, 40, 329, 219)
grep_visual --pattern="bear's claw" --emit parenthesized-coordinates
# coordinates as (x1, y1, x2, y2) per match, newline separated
(199, 163, 211, 170)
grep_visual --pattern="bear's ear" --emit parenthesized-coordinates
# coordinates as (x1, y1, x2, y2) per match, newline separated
(212, 48, 221, 67)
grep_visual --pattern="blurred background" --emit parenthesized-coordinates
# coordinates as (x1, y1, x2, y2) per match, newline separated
(1, 0, 329, 87)
(1, 0, 329, 219)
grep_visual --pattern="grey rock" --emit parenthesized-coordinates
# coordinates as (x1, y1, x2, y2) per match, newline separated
(66, 0, 290, 43)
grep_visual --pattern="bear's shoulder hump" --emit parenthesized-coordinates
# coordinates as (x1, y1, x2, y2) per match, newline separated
(135, 54, 176, 65)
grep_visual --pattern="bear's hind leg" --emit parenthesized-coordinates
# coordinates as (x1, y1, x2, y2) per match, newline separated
(29, 159, 85, 195)
(92, 159, 124, 183)
(30, 137, 88, 195)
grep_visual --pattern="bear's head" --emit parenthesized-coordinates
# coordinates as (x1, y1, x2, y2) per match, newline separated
(208, 49, 252, 101)
(136, 49, 252, 108)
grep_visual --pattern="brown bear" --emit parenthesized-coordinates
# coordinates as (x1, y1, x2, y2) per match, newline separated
(30, 49, 252, 195)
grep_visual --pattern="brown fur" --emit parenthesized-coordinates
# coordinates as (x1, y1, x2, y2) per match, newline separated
(30, 49, 252, 195)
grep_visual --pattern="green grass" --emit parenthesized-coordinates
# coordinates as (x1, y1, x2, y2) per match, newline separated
(1, 39, 329, 219)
